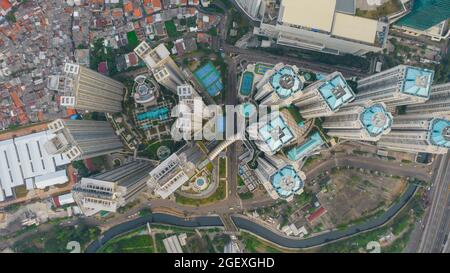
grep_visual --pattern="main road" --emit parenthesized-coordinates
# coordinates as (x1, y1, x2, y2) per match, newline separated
(221, 44, 368, 78)
(418, 153, 450, 252)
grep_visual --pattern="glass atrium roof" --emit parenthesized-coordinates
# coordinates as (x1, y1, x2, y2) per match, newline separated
(395, 0, 450, 31)
(360, 103, 393, 137)
(287, 132, 324, 161)
(269, 66, 303, 99)
(318, 74, 355, 111)
(429, 118, 450, 149)
(401, 67, 434, 98)
(259, 114, 294, 153)
(270, 165, 304, 198)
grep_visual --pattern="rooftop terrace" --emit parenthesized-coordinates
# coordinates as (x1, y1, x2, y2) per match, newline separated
(318, 73, 355, 111)
(360, 103, 393, 137)
(430, 118, 450, 149)
(401, 66, 434, 98)
(270, 165, 304, 198)
(269, 66, 303, 99)
(259, 114, 295, 154)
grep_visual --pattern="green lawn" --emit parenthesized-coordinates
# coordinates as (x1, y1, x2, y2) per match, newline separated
(284, 105, 303, 123)
(238, 176, 245, 187)
(239, 191, 253, 200)
(219, 157, 227, 179)
(294, 190, 313, 206)
(165, 20, 181, 38)
(155, 233, 167, 253)
(72, 160, 89, 177)
(239, 232, 282, 253)
(175, 180, 226, 206)
(127, 31, 139, 49)
(90, 155, 108, 172)
(303, 156, 319, 168)
(139, 139, 185, 160)
(14, 222, 100, 253)
(99, 234, 154, 253)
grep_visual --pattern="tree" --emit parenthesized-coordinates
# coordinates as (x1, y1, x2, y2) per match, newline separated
(5, 12, 16, 23)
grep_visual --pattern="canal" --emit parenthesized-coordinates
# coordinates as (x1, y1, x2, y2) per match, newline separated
(86, 184, 417, 252)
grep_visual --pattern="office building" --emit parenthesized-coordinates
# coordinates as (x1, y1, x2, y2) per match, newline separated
(134, 42, 186, 92)
(254, 155, 305, 201)
(236, 0, 263, 19)
(323, 101, 393, 141)
(253, 0, 389, 56)
(0, 131, 70, 202)
(254, 63, 305, 106)
(148, 153, 196, 199)
(378, 115, 450, 154)
(72, 160, 154, 216)
(355, 65, 434, 107)
(405, 82, 450, 117)
(44, 119, 123, 161)
(59, 63, 125, 113)
(294, 71, 355, 118)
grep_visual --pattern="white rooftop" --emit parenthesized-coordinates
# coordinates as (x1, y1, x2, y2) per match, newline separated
(34, 169, 68, 189)
(280, 0, 336, 32)
(0, 131, 70, 202)
(279, 0, 381, 44)
(332, 12, 378, 44)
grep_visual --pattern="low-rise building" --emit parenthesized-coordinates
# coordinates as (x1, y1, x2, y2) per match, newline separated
(0, 130, 70, 202)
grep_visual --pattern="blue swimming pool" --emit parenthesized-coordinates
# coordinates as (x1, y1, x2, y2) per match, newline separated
(240, 72, 254, 96)
(137, 107, 169, 121)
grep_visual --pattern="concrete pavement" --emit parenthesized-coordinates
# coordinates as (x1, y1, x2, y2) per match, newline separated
(418, 154, 450, 253)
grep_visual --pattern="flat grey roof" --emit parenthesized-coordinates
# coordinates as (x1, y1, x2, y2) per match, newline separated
(335, 0, 355, 15)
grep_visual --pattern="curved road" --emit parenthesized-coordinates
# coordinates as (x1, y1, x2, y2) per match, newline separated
(86, 183, 417, 252)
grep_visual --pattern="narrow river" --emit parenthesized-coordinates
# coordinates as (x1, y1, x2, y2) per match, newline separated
(86, 184, 417, 252)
